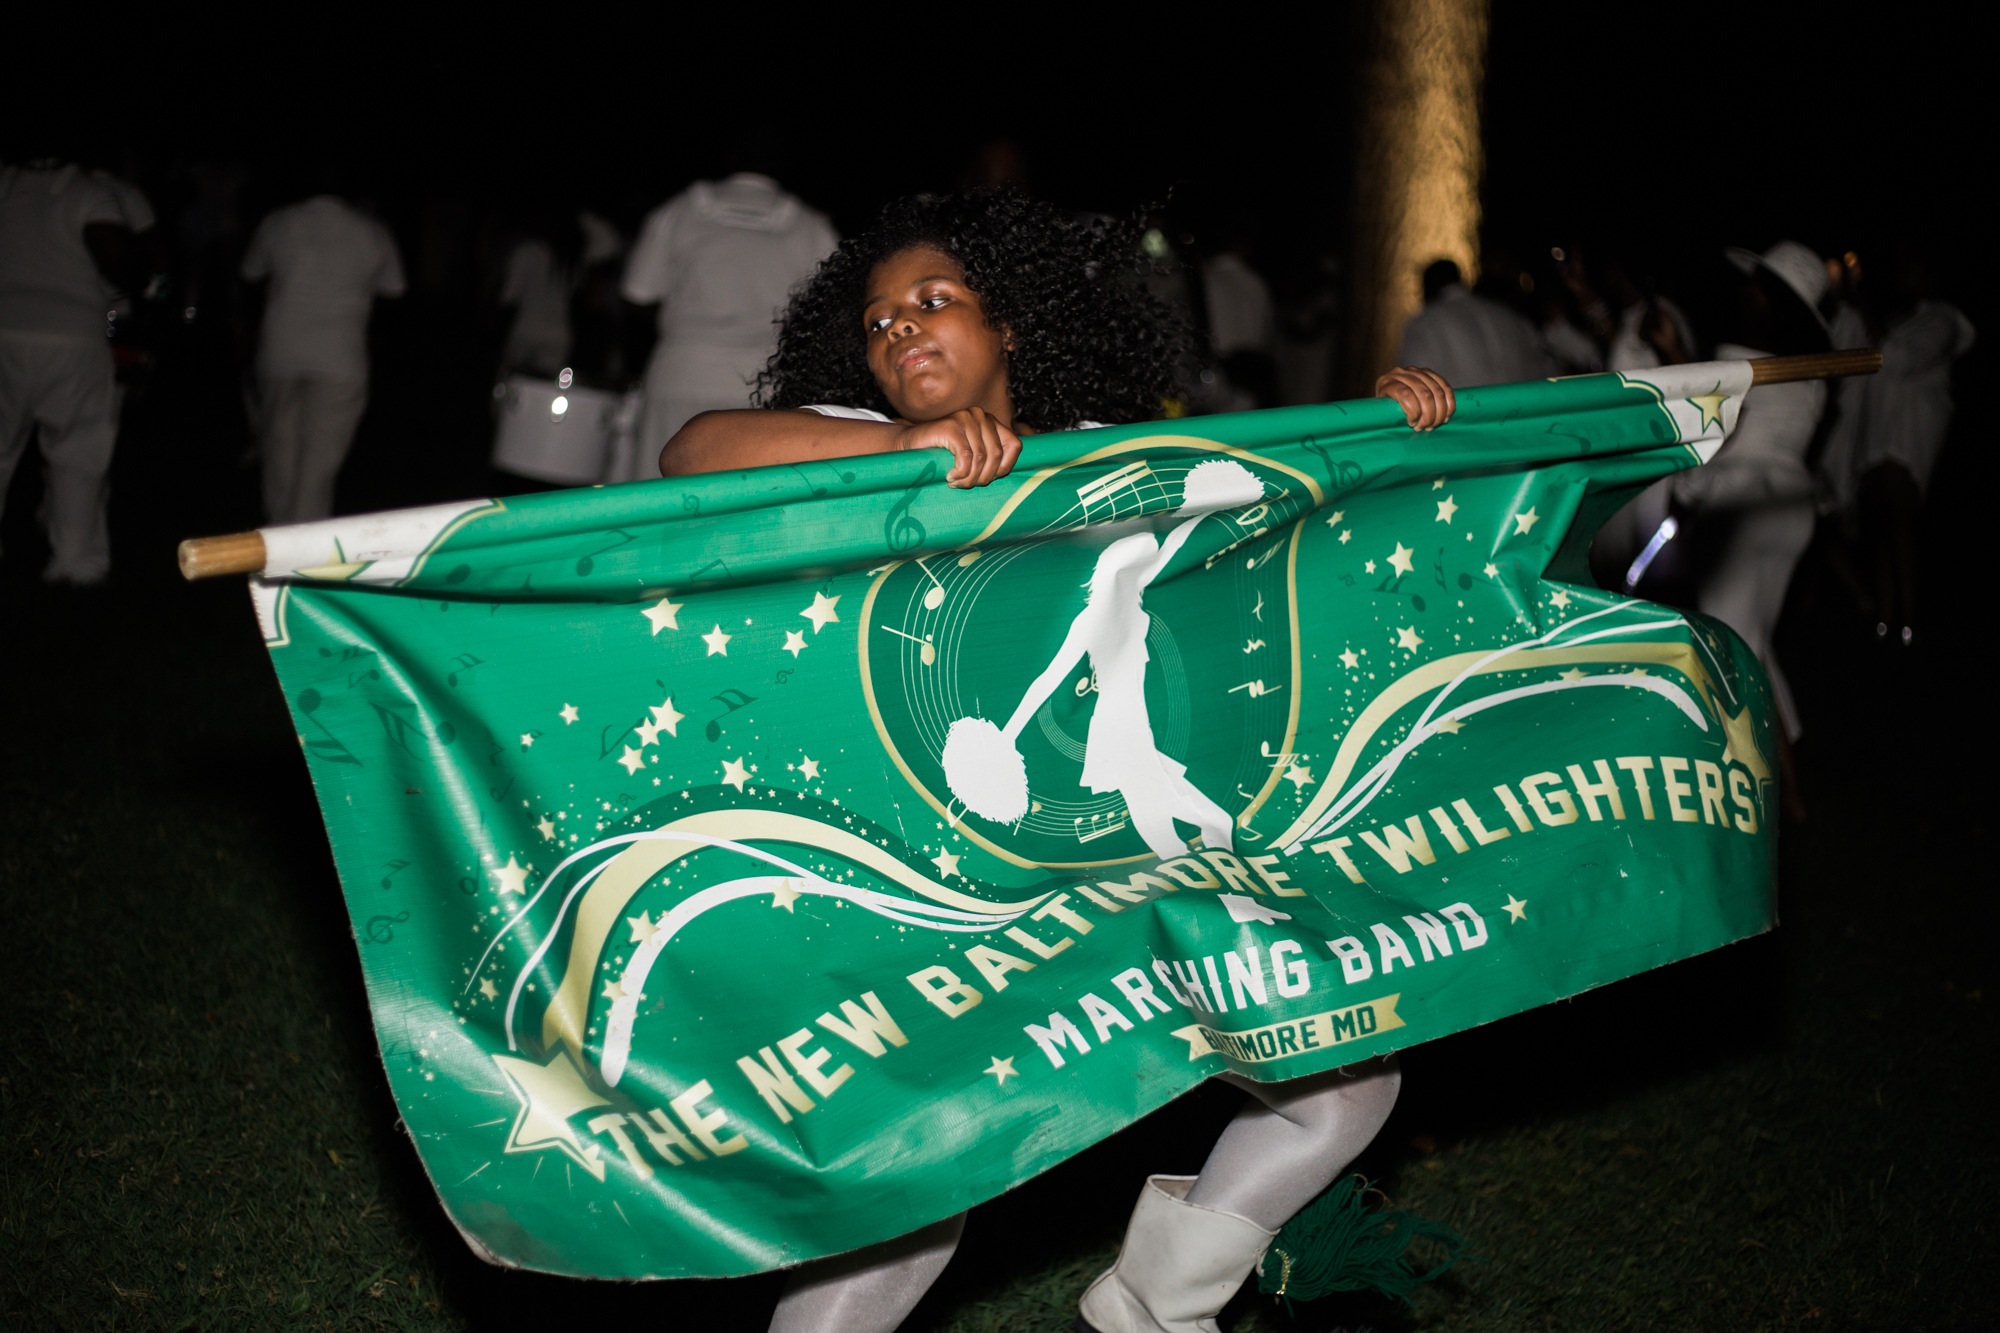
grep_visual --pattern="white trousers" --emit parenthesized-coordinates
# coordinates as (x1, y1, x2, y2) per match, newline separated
(1696, 499, 1813, 741)
(0, 332, 118, 583)
(259, 376, 370, 524)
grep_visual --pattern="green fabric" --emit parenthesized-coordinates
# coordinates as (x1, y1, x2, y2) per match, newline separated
(1259, 1176, 1473, 1306)
(253, 365, 1775, 1279)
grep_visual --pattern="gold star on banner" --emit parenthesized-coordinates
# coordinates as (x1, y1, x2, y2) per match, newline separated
(536, 817, 556, 841)
(1338, 529, 1353, 545)
(1364, 559, 1377, 574)
(770, 880, 803, 912)
(799, 756, 821, 781)
(1483, 562, 1500, 579)
(702, 625, 732, 656)
(1436, 716, 1464, 734)
(1388, 542, 1416, 576)
(932, 849, 961, 878)
(492, 1050, 610, 1179)
(650, 699, 684, 737)
(782, 630, 807, 658)
(1435, 495, 1458, 524)
(559, 703, 579, 725)
(985, 1056, 1018, 1086)
(627, 911, 657, 945)
(1396, 626, 1423, 652)
(1687, 390, 1728, 431)
(1513, 507, 1541, 535)
(1560, 668, 1586, 681)
(800, 591, 842, 634)
(1550, 590, 1571, 609)
(492, 855, 530, 896)
(1719, 705, 1773, 784)
(520, 733, 535, 748)
(1285, 764, 1315, 790)
(1503, 895, 1528, 923)
(1339, 648, 1360, 669)
(1325, 510, 1345, 527)
(642, 598, 683, 635)
(721, 757, 750, 790)
(617, 745, 646, 776)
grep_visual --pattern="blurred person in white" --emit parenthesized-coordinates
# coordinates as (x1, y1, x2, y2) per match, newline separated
(1201, 233, 1278, 410)
(1397, 259, 1553, 387)
(618, 171, 836, 482)
(1817, 248, 1974, 647)
(0, 158, 144, 585)
(497, 206, 582, 379)
(240, 172, 405, 523)
(1602, 257, 1696, 372)
(1672, 240, 1834, 813)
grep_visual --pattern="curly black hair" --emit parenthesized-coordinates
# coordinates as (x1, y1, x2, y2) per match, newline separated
(755, 189, 1193, 428)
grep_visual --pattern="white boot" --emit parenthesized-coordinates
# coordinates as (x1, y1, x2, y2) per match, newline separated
(1076, 1175, 1277, 1333)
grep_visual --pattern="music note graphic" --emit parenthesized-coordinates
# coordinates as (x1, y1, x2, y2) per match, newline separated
(380, 858, 413, 891)
(294, 690, 362, 766)
(1372, 574, 1427, 612)
(775, 668, 795, 685)
(880, 625, 936, 665)
(705, 688, 759, 742)
(789, 461, 858, 498)
(914, 558, 946, 610)
(1433, 548, 1447, 590)
(1075, 811, 1129, 843)
(1228, 680, 1283, 698)
(689, 557, 731, 583)
(445, 653, 484, 687)
(1252, 592, 1265, 622)
(574, 530, 636, 577)
(1244, 639, 1266, 653)
(371, 703, 423, 757)
(885, 461, 937, 551)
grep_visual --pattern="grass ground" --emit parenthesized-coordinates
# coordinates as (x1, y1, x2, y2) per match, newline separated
(2, 375, 1992, 1330)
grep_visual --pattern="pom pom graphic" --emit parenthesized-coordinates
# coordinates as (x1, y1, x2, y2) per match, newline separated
(941, 717, 1029, 824)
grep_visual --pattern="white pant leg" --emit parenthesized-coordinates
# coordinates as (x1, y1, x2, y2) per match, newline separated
(260, 376, 307, 524)
(767, 1211, 965, 1333)
(1696, 500, 1815, 741)
(0, 340, 38, 559)
(292, 379, 369, 522)
(0, 334, 118, 583)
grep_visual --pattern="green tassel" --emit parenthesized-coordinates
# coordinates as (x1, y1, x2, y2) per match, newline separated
(1257, 1175, 1472, 1310)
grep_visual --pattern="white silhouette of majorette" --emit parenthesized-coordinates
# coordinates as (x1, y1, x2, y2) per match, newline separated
(941, 460, 1263, 858)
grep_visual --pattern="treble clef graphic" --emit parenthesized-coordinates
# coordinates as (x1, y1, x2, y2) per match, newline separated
(363, 911, 411, 943)
(885, 460, 937, 552)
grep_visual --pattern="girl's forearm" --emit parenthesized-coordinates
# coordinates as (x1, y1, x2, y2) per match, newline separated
(659, 410, 904, 478)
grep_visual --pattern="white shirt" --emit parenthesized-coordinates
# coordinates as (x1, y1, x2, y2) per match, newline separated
(622, 174, 837, 349)
(499, 239, 572, 372)
(241, 196, 405, 382)
(1201, 253, 1275, 356)
(1852, 301, 1975, 491)
(1608, 297, 1696, 373)
(1397, 284, 1554, 387)
(0, 165, 126, 340)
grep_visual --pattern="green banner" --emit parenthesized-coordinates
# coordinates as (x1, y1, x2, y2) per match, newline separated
(252, 362, 1775, 1279)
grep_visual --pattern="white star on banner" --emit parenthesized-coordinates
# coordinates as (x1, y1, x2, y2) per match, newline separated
(1388, 542, 1415, 576)
(650, 699, 684, 737)
(558, 703, 579, 725)
(721, 757, 750, 790)
(642, 598, 683, 635)
(783, 630, 807, 658)
(491, 855, 530, 896)
(984, 1056, 1017, 1086)
(1513, 507, 1541, 535)
(931, 849, 961, 877)
(702, 625, 732, 656)
(1435, 495, 1458, 523)
(617, 746, 646, 776)
(800, 592, 842, 634)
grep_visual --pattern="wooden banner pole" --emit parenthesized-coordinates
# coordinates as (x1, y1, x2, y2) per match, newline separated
(176, 351, 1885, 583)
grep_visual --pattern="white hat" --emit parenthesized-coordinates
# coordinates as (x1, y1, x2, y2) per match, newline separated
(1725, 239, 1830, 325)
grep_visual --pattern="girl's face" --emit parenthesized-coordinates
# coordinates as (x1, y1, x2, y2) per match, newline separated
(863, 246, 1014, 424)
